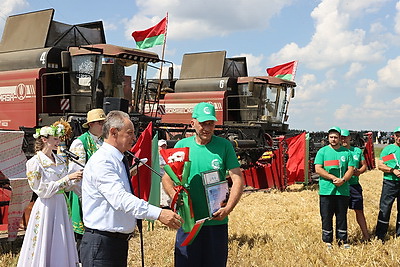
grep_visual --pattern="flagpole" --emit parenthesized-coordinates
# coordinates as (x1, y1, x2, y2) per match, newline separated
(292, 60, 298, 82)
(156, 13, 168, 115)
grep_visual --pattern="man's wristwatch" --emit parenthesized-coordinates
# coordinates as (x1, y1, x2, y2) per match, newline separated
(390, 168, 395, 174)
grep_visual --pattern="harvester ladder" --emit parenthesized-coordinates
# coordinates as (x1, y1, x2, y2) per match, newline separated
(143, 80, 162, 117)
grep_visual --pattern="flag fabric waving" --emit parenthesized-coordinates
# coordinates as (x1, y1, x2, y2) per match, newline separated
(266, 61, 298, 81)
(148, 132, 161, 207)
(130, 122, 153, 200)
(132, 16, 167, 49)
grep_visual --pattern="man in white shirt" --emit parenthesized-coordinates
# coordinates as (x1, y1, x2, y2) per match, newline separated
(81, 110, 182, 266)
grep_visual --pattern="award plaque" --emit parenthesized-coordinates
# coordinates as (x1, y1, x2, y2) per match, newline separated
(201, 170, 220, 185)
(204, 180, 229, 217)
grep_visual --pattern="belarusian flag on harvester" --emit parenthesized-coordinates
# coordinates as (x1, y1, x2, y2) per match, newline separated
(131, 16, 167, 49)
(266, 61, 298, 81)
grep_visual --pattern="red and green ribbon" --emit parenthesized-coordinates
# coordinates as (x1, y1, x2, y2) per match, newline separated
(163, 161, 194, 233)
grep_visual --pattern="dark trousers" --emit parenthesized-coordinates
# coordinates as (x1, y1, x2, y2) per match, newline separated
(320, 195, 349, 243)
(75, 233, 83, 262)
(80, 230, 129, 267)
(376, 179, 400, 240)
(175, 224, 228, 267)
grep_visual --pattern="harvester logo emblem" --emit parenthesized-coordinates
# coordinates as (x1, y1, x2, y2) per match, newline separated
(353, 155, 359, 161)
(204, 107, 211, 114)
(16, 84, 27, 100)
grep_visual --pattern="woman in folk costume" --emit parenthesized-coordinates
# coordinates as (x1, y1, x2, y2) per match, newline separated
(17, 124, 82, 267)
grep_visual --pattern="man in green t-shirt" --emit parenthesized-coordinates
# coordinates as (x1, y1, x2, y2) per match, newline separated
(163, 102, 244, 267)
(314, 126, 354, 248)
(375, 127, 400, 241)
(341, 129, 370, 241)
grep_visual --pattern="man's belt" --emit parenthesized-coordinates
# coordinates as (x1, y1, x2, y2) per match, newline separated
(85, 227, 133, 241)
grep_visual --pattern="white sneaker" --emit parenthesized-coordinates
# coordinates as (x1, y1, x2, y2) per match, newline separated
(326, 243, 333, 249)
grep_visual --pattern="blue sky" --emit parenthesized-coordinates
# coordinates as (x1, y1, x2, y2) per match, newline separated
(1, 0, 400, 132)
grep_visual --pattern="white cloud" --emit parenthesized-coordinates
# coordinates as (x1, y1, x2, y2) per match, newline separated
(377, 56, 400, 87)
(345, 62, 364, 79)
(0, 0, 28, 35)
(339, 0, 388, 14)
(269, 0, 386, 70)
(395, 1, 400, 34)
(124, 0, 295, 40)
(294, 73, 336, 101)
(356, 78, 377, 95)
(233, 53, 265, 76)
(103, 21, 118, 31)
(334, 104, 352, 120)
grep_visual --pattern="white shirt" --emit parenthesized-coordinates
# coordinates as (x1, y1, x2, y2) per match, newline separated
(82, 142, 161, 233)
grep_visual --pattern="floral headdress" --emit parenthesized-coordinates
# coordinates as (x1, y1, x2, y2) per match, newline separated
(33, 124, 66, 139)
(52, 118, 72, 141)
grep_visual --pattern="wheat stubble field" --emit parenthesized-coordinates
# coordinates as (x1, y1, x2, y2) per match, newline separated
(1, 156, 400, 266)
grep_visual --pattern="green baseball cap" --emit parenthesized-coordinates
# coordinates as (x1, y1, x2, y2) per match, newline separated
(192, 102, 217, 122)
(328, 126, 341, 134)
(394, 127, 400, 133)
(341, 129, 350, 137)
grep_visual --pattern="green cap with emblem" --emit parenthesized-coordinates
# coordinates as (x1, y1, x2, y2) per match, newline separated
(394, 127, 400, 133)
(341, 129, 350, 137)
(328, 126, 341, 134)
(192, 102, 217, 122)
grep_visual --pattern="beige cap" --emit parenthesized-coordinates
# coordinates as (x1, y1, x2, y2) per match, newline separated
(82, 108, 106, 128)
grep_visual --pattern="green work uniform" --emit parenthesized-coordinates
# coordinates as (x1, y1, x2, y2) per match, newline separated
(175, 135, 240, 226)
(314, 145, 355, 196)
(348, 146, 364, 185)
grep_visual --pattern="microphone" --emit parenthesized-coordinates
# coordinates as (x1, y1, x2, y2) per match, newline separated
(130, 158, 148, 170)
(125, 150, 162, 177)
(61, 148, 79, 160)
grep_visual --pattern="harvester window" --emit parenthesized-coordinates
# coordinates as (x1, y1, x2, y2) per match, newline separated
(70, 54, 102, 112)
(99, 62, 125, 98)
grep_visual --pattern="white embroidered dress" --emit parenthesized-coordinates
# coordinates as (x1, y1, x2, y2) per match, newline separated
(17, 151, 79, 267)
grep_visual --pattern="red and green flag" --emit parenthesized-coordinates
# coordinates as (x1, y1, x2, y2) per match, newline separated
(266, 61, 298, 81)
(382, 153, 398, 164)
(324, 159, 340, 168)
(130, 122, 153, 200)
(180, 219, 207, 246)
(132, 16, 167, 49)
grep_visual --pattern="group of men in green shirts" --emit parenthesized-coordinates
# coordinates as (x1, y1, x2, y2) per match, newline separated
(315, 126, 400, 248)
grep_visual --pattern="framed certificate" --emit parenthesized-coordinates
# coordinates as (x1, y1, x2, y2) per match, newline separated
(201, 170, 220, 185)
(204, 180, 229, 217)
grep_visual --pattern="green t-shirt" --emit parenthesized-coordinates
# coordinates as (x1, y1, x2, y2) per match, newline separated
(380, 144, 400, 181)
(348, 146, 365, 185)
(314, 145, 354, 196)
(175, 135, 240, 226)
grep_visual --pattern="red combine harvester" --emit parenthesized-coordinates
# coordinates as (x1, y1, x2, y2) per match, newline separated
(0, 9, 298, 238)
(149, 51, 295, 167)
(0, 9, 164, 157)
(0, 9, 375, 236)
